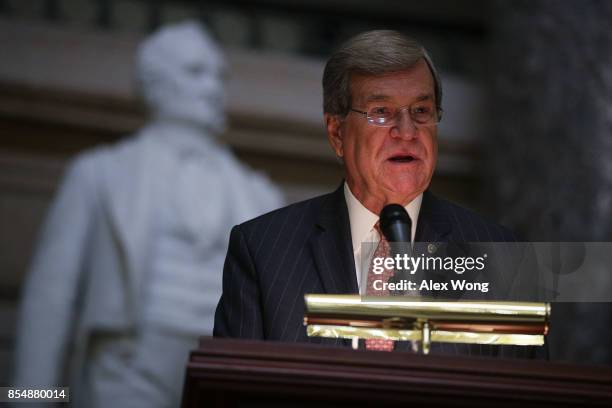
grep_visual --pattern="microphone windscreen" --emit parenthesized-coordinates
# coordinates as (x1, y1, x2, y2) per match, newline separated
(380, 204, 411, 243)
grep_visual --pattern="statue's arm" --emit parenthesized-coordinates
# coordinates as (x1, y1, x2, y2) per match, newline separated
(13, 156, 96, 388)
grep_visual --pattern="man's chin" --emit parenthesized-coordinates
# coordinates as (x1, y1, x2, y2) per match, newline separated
(382, 184, 426, 206)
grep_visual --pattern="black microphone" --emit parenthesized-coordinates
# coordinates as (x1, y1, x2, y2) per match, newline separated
(379, 204, 412, 244)
(380, 204, 413, 292)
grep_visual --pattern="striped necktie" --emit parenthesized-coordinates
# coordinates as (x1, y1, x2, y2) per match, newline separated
(365, 222, 395, 351)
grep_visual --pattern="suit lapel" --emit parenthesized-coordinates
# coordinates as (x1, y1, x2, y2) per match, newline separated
(310, 184, 358, 294)
(417, 190, 483, 299)
(308, 188, 452, 295)
(415, 190, 452, 244)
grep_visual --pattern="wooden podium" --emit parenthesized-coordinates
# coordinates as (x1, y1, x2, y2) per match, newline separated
(182, 337, 612, 407)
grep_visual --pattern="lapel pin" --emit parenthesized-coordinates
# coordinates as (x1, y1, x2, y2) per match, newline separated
(427, 243, 437, 254)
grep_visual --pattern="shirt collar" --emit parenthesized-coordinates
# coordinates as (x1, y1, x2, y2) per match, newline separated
(344, 182, 422, 251)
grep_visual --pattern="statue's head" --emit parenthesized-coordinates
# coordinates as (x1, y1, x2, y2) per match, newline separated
(136, 20, 226, 134)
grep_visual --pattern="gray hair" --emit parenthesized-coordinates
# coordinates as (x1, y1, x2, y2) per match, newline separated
(322, 30, 442, 116)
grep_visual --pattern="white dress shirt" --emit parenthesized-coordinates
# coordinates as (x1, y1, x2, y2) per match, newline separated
(343, 182, 422, 293)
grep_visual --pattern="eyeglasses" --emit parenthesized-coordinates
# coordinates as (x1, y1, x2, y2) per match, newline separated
(350, 103, 443, 127)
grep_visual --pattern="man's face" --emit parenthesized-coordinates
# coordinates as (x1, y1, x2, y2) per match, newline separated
(325, 59, 438, 214)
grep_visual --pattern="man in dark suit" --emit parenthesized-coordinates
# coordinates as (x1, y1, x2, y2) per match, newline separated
(214, 30, 529, 355)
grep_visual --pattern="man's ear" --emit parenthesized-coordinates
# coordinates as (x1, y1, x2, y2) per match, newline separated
(325, 113, 344, 158)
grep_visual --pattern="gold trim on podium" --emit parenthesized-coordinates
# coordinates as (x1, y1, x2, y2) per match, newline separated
(304, 295, 550, 354)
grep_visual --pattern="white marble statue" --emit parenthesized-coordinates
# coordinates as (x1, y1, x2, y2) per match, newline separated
(13, 21, 284, 408)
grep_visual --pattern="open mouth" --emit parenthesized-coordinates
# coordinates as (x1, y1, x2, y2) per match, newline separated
(389, 155, 416, 163)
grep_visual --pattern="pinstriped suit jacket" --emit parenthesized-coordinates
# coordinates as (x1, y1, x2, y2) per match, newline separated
(214, 184, 539, 358)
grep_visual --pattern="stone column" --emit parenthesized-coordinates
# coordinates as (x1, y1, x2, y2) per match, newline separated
(486, 0, 612, 364)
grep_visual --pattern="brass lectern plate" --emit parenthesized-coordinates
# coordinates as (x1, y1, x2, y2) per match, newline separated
(305, 294, 550, 323)
(306, 324, 545, 346)
(304, 295, 550, 352)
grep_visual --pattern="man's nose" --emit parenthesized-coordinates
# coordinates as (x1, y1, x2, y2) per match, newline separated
(391, 109, 418, 140)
